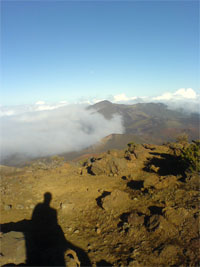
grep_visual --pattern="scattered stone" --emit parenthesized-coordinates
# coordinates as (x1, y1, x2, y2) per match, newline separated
(60, 201, 75, 213)
(87, 244, 92, 250)
(80, 167, 88, 175)
(95, 228, 101, 234)
(16, 204, 24, 210)
(4, 204, 12, 211)
(29, 204, 35, 209)
(65, 249, 81, 267)
(149, 164, 160, 173)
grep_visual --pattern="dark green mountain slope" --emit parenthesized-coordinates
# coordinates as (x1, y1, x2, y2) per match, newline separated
(89, 101, 199, 144)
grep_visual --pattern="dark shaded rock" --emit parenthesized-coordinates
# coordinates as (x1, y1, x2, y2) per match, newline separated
(148, 206, 164, 215)
(96, 259, 113, 266)
(127, 180, 144, 190)
(96, 191, 111, 209)
(124, 151, 137, 161)
(144, 215, 160, 232)
(143, 144, 156, 150)
(127, 212, 145, 227)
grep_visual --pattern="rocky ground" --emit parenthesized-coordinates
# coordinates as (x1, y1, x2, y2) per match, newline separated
(0, 143, 199, 266)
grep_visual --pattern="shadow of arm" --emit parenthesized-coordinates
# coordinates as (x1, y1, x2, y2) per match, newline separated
(1, 219, 29, 233)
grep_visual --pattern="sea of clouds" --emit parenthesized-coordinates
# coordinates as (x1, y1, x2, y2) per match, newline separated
(0, 88, 199, 162)
(0, 104, 124, 162)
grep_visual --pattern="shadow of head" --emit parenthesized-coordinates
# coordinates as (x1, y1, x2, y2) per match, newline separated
(43, 192, 52, 206)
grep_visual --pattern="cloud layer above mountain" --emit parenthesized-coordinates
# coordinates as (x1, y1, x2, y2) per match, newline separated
(0, 88, 199, 162)
(0, 88, 199, 117)
(111, 88, 199, 113)
(0, 105, 124, 161)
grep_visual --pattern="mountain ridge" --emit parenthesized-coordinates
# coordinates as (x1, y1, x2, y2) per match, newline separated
(1, 101, 199, 166)
(89, 100, 199, 143)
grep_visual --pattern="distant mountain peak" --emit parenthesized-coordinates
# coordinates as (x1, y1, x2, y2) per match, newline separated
(98, 100, 112, 104)
(88, 100, 113, 110)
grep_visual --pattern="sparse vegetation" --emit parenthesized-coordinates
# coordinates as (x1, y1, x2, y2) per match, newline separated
(176, 133, 189, 144)
(168, 142, 184, 156)
(50, 155, 65, 163)
(168, 138, 200, 173)
(30, 156, 65, 170)
(180, 140, 200, 173)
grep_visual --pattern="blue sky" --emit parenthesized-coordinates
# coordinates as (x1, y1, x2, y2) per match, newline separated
(1, 0, 199, 105)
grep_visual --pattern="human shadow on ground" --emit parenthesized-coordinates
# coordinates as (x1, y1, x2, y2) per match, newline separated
(1, 192, 91, 266)
(143, 152, 186, 178)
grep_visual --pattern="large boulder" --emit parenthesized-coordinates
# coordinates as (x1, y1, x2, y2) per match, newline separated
(164, 207, 190, 226)
(158, 244, 183, 265)
(127, 212, 145, 228)
(89, 156, 127, 176)
(101, 190, 132, 215)
(0, 231, 26, 265)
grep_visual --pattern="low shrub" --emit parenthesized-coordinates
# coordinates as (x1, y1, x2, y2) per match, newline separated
(180, 140, 200, 173)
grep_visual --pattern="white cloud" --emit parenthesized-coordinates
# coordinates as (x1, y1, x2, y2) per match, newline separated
(0, 110, 15, 116)
(114, 93, 129, 102)
(110, 88, 199, 104)
(34, 101, 68, 111)
(0, 105, 124, 161)
(151, 88, 199, 113)
(108, 88, 199, 112)
(153, 88, 198, 101)
(113, 93, 138, 103)
(174, 88, 197, 99)
(0, 101, 69, 117)
(35, 104, 59, 111)
(35, 100, 46, 105)
(153, 92, 173, 101)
